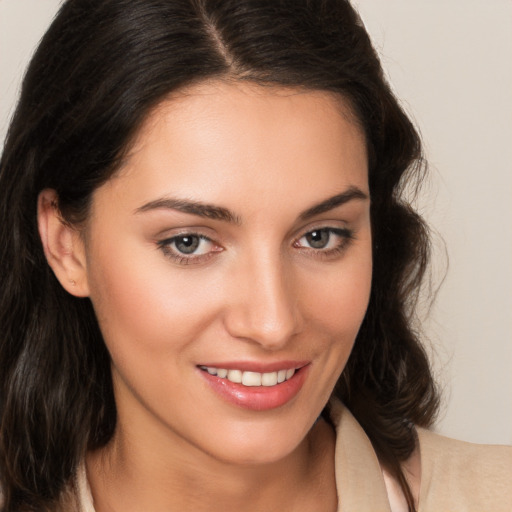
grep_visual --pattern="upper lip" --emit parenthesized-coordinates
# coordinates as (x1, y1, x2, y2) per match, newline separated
(197, 360, 309, 373)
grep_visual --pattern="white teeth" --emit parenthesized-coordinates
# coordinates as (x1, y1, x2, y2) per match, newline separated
(227, 369, 242, 383)
(261, 371, 278, 387)
(242, 371, 262, 387)
(201, 366, 298, 387)
(216, 368, 228, 378)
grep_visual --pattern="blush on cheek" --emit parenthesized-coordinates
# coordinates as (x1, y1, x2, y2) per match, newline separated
(87, 245, 221, 361)
(305, 269, 371, 336)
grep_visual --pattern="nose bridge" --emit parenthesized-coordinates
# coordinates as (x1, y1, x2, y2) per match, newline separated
(225, 248, 299, 349)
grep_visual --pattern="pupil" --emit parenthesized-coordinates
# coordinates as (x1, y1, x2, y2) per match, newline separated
(176, 235, 199, 254)
(307, 230, 329, 249)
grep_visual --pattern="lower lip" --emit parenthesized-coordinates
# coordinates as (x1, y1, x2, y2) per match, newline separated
(199, 366, 309, 411)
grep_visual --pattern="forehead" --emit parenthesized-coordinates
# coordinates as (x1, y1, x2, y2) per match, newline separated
(95, 81, 368, 218)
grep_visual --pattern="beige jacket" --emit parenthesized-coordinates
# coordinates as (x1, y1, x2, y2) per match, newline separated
(71, 404, 512, 511)
(332, 401, 512, 511)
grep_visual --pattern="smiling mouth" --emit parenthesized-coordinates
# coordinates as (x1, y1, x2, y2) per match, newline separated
(198, 366, 297, 387)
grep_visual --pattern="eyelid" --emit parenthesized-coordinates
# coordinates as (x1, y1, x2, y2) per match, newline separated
(153, 224, 218, 239)
(292, 226, 356, 259)
(292, 218, 352, 240)
(156, 231, 223, 265)
(293, 226, 354, 245)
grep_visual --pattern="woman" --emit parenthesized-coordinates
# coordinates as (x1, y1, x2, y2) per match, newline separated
(0, 1, 510, 511)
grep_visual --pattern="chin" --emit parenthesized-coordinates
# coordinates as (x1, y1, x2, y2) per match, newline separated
(192, 413, 315, 467)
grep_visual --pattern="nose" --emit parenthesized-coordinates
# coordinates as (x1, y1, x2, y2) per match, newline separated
(223, 253, 301, 350)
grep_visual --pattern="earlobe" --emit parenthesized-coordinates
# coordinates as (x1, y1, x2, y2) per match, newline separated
(37, 189, 90, 297)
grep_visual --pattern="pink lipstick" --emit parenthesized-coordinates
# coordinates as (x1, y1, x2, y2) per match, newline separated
(197, 361, 309, 411)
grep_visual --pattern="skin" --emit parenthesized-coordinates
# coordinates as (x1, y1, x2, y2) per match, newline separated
(39, 81, 374, 511)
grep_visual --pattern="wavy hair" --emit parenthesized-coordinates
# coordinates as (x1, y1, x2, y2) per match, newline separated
(0, 1, 438, 510)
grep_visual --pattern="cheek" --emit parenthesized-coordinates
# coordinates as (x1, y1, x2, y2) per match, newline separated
(288, 247, 372, 416)
(296, 244, 372, 394)
(301, 253, 372, 341)
(85, 237, 223, 360)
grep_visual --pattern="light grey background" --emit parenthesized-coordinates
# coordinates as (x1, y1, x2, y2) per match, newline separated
(1, 0, 511, 445)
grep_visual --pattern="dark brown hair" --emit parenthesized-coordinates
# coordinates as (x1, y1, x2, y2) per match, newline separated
(0, 1, 438, 510)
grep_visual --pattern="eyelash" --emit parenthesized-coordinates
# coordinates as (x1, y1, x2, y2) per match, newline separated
(157, 227, 355, 266)
(157, 233, 220, 265)
(293, 227, 355, 260)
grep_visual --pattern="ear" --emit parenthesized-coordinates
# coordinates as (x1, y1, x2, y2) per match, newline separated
(37, 189, 90, 297)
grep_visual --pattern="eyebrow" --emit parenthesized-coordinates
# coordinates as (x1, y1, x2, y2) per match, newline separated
(134, 186, 368, 223)
(135, 197, 241, 224)
(298, 186, 368, 220)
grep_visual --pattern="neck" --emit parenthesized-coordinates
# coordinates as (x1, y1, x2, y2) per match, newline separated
(86, 417, 336, 512)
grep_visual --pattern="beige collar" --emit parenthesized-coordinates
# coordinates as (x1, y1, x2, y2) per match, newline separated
(76, 402, 396, 512)
(330, 400, 393, 511)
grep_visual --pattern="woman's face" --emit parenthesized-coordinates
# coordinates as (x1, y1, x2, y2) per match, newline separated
(82, 81, 372, 465)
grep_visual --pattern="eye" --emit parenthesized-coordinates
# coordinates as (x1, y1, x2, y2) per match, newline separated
(172, 234, 207, 255)
(303, 229, 332, 249)
(296, 228, 352, 250)
(157, 233, 222, 264)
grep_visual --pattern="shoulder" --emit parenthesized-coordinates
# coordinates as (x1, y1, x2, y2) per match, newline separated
(417, 428, 512, 511)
